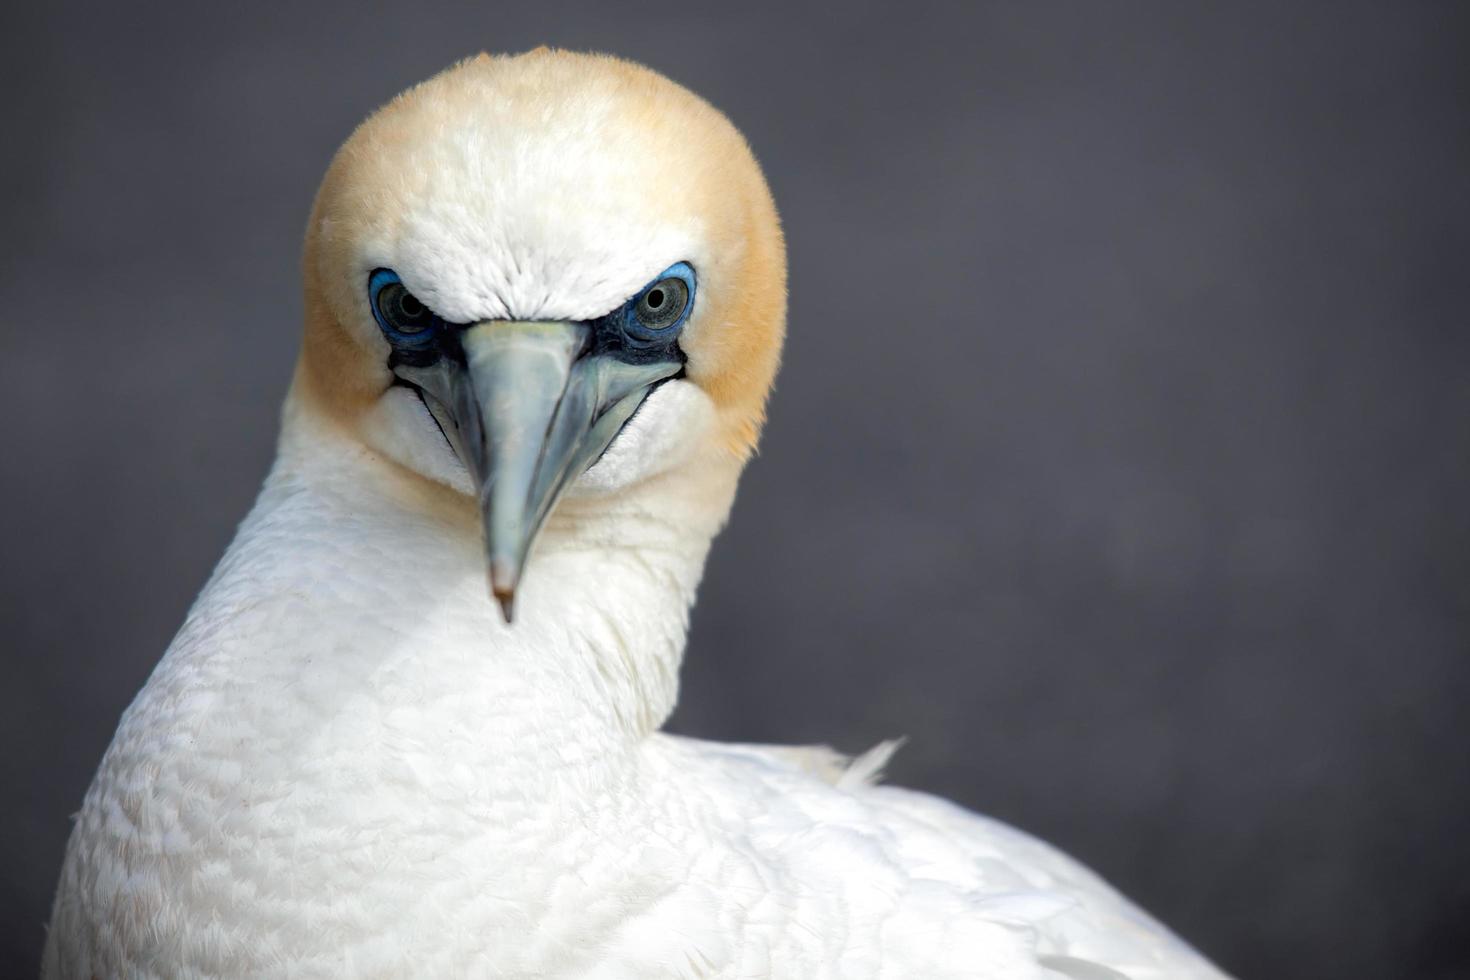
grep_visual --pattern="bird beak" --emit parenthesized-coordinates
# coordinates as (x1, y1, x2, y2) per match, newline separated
(393, 321, 682, 622)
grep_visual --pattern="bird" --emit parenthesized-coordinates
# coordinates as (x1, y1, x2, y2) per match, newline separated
(44, 49, 1232, 979)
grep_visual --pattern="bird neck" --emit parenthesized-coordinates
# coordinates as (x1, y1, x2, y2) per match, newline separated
(180, 396, 734, 796)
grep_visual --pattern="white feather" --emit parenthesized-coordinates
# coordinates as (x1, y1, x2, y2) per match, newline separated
(45, 398, 1230, 979)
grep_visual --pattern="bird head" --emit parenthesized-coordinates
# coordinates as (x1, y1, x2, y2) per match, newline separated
(295, 50, 786, 621)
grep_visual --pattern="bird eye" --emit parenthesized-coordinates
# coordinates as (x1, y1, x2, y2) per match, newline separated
(369, 269, 441, 345)
(633, 277, 689, 332)
(620, 263, 695, 345)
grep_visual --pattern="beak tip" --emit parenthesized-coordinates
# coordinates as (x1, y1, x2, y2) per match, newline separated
(493, 587, 516, 624)
(489, 560, 519, 624)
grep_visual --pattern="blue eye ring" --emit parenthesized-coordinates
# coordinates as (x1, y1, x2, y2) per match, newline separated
(620, 262, 696, 344)
(368, 268, 444, 347)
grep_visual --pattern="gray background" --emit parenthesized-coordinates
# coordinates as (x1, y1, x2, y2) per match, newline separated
(3, 3, 1466, 977)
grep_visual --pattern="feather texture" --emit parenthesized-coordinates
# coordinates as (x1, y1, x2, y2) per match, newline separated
(45, 408, 1229, 979)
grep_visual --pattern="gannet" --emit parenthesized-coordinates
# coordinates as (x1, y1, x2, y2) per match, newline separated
(45, 50, 1231, 980)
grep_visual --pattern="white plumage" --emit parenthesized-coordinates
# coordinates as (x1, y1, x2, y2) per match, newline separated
(45, 50, 1231, 979)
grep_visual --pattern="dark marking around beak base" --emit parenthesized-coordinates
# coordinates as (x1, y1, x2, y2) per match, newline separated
(393, 321, 682, 622)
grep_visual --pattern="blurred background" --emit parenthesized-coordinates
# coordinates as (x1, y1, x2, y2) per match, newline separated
(3, 2, 1467, 977)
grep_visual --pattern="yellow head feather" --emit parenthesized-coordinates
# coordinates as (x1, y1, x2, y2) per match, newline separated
(298, 49, 786, 460)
